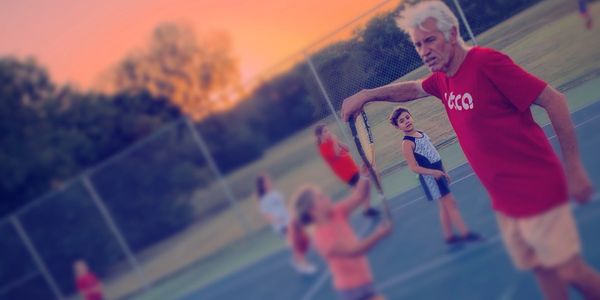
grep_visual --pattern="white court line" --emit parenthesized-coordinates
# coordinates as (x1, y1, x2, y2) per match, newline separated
(376, 236, 502, 291)
(0, 272, 39, 295)
(547, 113, 600, 140)
(497, 274, 523, 300)
(376, 193, 600, 296)
(299, 270, 332, 300)
(196, 259, 289, 300)
(390, 173, 477, 213)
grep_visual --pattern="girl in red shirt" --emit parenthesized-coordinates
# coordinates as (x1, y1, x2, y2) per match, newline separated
(74, 260, 103, 300)
(315, 124, 379, 218)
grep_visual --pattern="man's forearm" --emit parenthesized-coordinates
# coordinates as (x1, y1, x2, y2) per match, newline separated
(545, 94, 581, 166)
(363, 80, 426, 104)
(342, 80, 428, 121)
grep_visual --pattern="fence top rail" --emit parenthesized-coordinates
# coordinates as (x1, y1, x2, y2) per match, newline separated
(1, 118, 184, 223)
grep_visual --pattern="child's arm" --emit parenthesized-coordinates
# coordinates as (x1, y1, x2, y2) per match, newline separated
(338, 141, 350, 152)
(338, 174, 371, 214)
(328, 222, 392, 258)
(402, 140, 449, 180)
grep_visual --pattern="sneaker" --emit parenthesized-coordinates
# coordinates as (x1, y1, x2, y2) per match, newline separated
(445, 235, 461, 245)
(363, 207, 381, 218)
(292, 260, 317, 275)
(462, 232, 483, 243)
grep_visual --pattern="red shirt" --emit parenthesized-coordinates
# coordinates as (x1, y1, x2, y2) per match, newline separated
(318, 139, 359, 182)
(312, 202, 373, 289)
(422, 47, 568, 217)
(76, 273, 103, 300)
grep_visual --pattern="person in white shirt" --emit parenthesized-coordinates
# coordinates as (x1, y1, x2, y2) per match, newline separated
(256, 173, 317, 275)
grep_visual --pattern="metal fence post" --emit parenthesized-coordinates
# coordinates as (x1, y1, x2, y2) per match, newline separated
(184, 117, 252, 235)
(305, 52, 354, 147)
(452, 0, 478, 45)
(81, 176, 149, 290)
(10, 216, 64, 300)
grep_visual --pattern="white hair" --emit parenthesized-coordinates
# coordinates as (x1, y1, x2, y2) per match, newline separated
(396, 1, 461, 42)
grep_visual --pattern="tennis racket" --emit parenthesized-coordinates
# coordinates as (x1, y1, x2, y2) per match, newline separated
(356, 111, 375, 163)
(349, 111, 392, 220)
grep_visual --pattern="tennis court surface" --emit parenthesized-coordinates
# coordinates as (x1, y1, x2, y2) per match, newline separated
(178, 98, 600, 300)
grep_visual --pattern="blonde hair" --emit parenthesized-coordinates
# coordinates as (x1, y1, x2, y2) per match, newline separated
(290, 185, 320, 225)
(396, 1, 461, 42)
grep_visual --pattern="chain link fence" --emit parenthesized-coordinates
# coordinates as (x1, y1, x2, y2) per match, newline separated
(4, 0, 598, 299)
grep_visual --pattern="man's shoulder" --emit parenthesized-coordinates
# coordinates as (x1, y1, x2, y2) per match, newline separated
(469, 46, 509, 63)
(471, 46, 502, 55)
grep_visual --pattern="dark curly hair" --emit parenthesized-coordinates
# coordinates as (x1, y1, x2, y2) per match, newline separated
(389, 106, 411, 127)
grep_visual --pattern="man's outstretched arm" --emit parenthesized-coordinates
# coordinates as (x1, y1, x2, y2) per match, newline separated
(341, 80, 430, 121)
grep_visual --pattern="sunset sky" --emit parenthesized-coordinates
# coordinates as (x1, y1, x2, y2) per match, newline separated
(0, 0, 399, 90)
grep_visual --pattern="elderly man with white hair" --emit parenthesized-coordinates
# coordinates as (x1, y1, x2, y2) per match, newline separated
(341, 1, 600, 299)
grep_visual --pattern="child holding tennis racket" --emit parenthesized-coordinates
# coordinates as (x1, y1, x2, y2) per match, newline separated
(315, 124, 380, 218)
(290, 172, 391, 300)
(256, 174, 317, 275)
(390, 107, 481, 244)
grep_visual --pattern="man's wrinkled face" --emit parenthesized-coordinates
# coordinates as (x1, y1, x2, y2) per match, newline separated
(409, 18, 456, 73)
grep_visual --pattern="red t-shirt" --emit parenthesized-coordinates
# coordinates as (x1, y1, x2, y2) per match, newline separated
(318, 139, 359, 182)
(76, 273, 103, 300)
(421, 47, 568, 217)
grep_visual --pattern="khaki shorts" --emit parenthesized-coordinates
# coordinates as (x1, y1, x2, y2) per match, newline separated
(496, 203, 581, 270)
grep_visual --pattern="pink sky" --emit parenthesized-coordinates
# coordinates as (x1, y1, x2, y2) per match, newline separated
(0, 0, 399, 90)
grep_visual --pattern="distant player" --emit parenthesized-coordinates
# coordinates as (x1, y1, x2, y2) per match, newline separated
(256, 173, 316, 274)
(315, 124, 380, 218)
(290, 172, 391, 300)
(74, 259, 104, 300)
